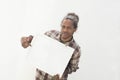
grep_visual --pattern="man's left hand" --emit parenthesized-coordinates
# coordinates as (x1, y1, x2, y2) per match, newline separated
(52, 74, 61, 80)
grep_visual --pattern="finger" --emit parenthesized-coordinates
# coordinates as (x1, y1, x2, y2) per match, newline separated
(26, 37, 30, 42)
(22, 42, 28, 48)
(21, 37, 25, 44)
(21, 37, 27, 42)
(28, 35, 33, 43)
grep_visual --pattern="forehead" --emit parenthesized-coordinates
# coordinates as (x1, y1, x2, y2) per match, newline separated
(61, 19, 73, 26)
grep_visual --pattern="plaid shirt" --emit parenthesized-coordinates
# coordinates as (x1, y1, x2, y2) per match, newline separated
(35, 30, 81, 80)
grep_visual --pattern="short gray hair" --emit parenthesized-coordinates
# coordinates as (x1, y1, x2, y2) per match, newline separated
(62, 13, 79, 29)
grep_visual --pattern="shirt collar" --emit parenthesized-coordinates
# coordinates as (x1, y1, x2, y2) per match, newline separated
(57, 33, 74, 46)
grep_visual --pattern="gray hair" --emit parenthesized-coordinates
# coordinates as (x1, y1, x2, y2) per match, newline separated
(62, 13, 79, 29)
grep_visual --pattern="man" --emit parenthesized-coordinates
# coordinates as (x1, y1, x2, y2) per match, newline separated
(21, 13, 81, 80)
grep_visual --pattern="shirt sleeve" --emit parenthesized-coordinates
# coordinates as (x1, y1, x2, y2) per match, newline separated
(44, 30, 59, 38)
(67, 46, 81, 74)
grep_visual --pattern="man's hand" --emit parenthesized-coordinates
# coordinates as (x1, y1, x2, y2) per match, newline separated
(21, 35, 33, 48)
(52, 74, 61, 80)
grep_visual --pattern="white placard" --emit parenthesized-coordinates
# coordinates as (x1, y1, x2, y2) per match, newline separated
(27, 34, 74, 77)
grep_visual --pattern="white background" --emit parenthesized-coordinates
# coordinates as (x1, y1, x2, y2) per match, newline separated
(0, 0, 120, 80)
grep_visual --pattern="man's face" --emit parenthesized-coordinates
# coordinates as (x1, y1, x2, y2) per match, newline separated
(60, 19, 76, 40)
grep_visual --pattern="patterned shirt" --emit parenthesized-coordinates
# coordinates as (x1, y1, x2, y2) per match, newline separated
(35, 30, 81, 80)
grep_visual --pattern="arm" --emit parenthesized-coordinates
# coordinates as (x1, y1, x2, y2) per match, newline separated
(62, 47, 81, 79)
(68, 49, 81, 74)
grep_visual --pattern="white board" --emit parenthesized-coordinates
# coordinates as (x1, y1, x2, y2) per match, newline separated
(27, 34, 74, 77)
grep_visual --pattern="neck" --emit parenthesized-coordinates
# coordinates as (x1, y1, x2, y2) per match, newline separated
(60, 36, 73, 43)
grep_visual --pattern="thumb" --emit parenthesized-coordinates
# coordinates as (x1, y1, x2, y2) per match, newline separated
(26, 37, 30, 42)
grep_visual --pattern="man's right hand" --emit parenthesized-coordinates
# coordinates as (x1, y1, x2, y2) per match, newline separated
(21, 35, 33, 48)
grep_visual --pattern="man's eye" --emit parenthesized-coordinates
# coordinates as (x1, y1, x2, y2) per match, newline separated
(62, 26, 65, 28)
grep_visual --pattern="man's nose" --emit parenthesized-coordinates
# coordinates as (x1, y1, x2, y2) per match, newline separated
(63, 28, 68, 32)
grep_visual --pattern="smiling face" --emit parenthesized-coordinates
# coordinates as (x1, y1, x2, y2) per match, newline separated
(60, 19, 76, 42)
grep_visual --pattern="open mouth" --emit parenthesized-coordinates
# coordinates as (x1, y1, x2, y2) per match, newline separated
(61, 33, 69, 38)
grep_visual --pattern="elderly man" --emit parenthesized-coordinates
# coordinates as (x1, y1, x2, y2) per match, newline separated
(21, 13, 81, 80)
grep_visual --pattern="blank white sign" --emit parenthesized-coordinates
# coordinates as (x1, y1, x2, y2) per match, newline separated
(28, 34, 74, 77)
